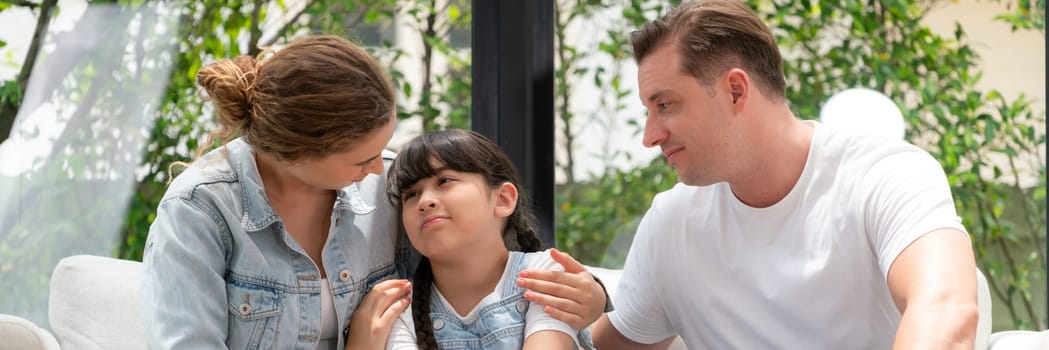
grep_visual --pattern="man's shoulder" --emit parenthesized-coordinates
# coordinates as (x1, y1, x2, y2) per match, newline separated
(820, 130, 936, 178)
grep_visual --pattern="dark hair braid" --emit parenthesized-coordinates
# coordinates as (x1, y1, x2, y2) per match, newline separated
(412, 258, 439, 349)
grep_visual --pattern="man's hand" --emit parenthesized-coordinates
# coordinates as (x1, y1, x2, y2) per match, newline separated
(516, 248, 607, 330)
(345, 279, 412, 350)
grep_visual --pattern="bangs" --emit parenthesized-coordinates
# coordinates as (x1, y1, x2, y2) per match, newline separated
(386, 131, 490, 204)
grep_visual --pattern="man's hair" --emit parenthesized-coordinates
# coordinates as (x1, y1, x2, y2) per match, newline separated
(630, 0, 786, 100)
(196, 34, 396, 161)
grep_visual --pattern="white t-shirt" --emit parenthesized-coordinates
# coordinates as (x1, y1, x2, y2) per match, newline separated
(316, 278, 338, 350)
(386, 249, 579, 349)
(608, 122, 967, 349)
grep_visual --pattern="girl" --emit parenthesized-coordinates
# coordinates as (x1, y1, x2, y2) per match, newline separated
(385, 130, 594, 350)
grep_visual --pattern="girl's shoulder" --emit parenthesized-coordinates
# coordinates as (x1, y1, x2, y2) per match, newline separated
(519, 249, 565, 272)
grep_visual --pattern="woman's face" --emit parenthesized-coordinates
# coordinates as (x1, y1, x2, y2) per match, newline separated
(287, 118, 396, 190)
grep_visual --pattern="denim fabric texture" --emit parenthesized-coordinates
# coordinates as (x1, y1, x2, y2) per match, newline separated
(428, 252, 594, 350)
(141, 138, 412, 350)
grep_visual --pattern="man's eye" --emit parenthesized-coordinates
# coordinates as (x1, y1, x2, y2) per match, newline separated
(658, 101, 671, 110)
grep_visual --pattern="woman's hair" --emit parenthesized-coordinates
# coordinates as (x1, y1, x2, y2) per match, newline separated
(194, 34, 395, 161)
(630, 0, 786, 101)
(385, 129, 542, 349)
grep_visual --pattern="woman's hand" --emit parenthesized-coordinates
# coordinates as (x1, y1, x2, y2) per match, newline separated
(345, 279, 412, 350)
(516, 248, 607, 330)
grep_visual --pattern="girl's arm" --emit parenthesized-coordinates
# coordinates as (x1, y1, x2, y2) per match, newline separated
(523, 330, 577, 350)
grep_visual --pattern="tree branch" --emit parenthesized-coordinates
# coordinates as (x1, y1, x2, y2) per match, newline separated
(247, 0, 264, 56)
(0, 0, 57, 143)
(16, 0, 57, 90)
(6, 0, 39, 9)
(257, 0, 318, 47)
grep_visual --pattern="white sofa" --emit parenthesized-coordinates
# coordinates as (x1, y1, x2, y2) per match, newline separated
(1, 255, 1046, 350)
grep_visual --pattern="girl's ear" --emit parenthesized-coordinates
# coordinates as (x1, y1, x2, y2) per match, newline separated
(493, 182, 518, 218)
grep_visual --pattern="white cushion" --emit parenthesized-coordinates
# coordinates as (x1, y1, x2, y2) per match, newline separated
(48, 255, 145, 350)
(989, 330, 1049, 350)
(0, 314, 60, 350)
(975, 269, 992, 350)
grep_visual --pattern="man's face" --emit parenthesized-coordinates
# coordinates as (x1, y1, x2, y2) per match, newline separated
(637, 44, 736, 186)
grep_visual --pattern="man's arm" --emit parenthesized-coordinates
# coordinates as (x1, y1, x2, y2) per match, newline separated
(887, 228, 978, 349)
(591, 315, 675, 350)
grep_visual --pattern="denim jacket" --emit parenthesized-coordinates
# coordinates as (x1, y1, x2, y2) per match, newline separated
(141, 138, 413, 350)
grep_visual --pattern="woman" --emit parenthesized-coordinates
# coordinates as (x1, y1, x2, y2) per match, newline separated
(140, 35, 607, 350)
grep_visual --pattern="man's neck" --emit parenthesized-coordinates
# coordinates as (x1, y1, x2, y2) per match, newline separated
(728, 105, 813, 208)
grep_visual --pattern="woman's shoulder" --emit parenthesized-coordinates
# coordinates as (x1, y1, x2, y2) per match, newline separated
(163, 141, 248, 201)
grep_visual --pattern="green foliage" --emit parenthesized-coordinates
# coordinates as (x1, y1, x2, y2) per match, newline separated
(994, 0, 1046, 31)
(556, 157, 676, 267)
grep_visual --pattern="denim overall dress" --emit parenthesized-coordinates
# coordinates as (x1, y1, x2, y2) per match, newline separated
(426, 251, 594, 350)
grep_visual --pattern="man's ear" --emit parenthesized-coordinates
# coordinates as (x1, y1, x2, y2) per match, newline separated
(725, 68, 750, 112)
(494, 182, 518, 218)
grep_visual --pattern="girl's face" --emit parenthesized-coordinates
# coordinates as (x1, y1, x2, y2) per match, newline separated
(399, 160, 517, 261)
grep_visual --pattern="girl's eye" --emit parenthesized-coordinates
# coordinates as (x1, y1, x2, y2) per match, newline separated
(437, 177, 454, 185)
(401, 191, 417, 201)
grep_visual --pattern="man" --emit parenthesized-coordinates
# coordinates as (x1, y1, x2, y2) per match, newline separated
(586, 0, 977, 348)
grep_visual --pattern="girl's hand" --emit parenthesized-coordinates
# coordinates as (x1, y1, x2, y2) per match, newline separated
(516, 248, 607, 330)
(345, 279, 412, 350)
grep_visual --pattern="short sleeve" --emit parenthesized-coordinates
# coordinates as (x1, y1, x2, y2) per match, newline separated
(384, 308, 419, 350)
(607, 202, 676, 344)
(864, 150, 968, 279)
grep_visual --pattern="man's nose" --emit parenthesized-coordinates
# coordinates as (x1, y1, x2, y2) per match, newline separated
(642, 116, 667, 148)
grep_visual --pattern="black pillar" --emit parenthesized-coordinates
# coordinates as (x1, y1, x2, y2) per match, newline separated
(472, 0, 556, 248)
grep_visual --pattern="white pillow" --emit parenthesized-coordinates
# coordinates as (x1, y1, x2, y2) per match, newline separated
(48, 255, 145, 350)
(0, 314, 60, 350)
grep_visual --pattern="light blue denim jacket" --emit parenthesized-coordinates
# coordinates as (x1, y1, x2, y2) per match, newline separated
(140, 138, 414, 350)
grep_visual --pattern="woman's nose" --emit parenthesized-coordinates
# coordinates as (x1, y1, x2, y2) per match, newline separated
(365, 156, 384, 175)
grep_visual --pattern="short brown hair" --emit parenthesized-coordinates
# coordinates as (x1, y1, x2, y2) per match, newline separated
(196, 35, 395, 161)
(631, 0, 786, 100)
